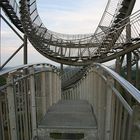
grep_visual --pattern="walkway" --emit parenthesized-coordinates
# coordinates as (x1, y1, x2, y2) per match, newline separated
(37, 100, 97, 140)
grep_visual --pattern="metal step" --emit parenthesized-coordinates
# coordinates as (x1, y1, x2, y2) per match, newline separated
(37, 100, 98, 140)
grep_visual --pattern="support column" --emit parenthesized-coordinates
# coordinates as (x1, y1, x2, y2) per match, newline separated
(126, 19, 132, 83)
(24, 35, 28, 65)
(115, 57, 121, 74)
(60, 47, 63, 73)
(125, 21, 133, 140)
(7, 75, 18, 140)
(127, 52, 132, 83)
(61, 64, 63, 73)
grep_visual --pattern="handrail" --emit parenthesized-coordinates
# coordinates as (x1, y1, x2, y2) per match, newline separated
(94, 63, 140, 103)
(63, 63, 140, 104)
(0, 62, 61, 140)
(0, 63, 59, 76)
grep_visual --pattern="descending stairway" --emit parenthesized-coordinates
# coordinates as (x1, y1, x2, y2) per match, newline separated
(1, 0, 23, 32)
(37, 100, 97, 140)
(96, 0, 136, 54)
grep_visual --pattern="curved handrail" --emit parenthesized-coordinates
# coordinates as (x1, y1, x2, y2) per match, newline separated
(0, 63, 59, 76)
(62, 63, 140, 104)
(94, 63, 140, 103)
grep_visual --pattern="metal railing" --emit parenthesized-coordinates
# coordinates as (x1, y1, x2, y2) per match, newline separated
(0, 63, 61, 140)
(62, 63, 140, 140)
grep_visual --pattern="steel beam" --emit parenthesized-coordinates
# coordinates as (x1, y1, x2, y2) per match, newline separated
(0, 11, 25, 69)
(126, 20, 132, 83)
(0, 14, 23, 41)
(24, 35, 28, 64)
(0, 44, 24, 70)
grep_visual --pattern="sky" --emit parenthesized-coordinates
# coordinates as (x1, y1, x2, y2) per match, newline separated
(37, 0, 107, 34)
(1, 0, 140, 68)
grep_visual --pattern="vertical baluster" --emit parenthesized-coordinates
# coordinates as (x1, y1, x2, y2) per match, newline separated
(104, 76, 114, 140)
(7, 74, 18, 140)
(29, 67, 37, 139)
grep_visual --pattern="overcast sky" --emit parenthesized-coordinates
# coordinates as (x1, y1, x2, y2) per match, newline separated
(1, 0, 140, 67)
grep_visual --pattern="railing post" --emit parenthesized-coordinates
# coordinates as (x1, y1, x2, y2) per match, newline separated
(114, 57, 123, 140)
(81, 80, 84, 100)
(97, 69, 106, 140)
(41, 65, 47, 116)
(29, 67, 37, 138)
(104, 76, 115, 140)
(23, 69, 30, 140)
(46, 67, 53, 105)
(52, 71, 57, 103)
(86, 74, 90, 101)
(93, 71, 98, 118)
(89, 70, 94, 106)
(6, 74, 18, 140)
(79, 81, 82, 100)
(56, 72, 61, 101)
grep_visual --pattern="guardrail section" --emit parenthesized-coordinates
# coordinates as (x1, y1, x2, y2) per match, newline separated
(62, 63, 140, 140)
(0, 63, 61, 140)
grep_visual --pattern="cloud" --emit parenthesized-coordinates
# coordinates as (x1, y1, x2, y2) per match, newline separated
(38, 0, 107, 34)
(133, 1, 140, 13)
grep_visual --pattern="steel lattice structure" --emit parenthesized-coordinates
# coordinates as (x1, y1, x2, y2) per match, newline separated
(19, 0, 136, 65)
(1, 0, 140, 66)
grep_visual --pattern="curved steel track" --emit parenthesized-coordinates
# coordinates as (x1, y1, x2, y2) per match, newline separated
(19, 0, 136, 65)
(1, 0, 139, 66)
